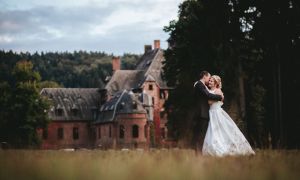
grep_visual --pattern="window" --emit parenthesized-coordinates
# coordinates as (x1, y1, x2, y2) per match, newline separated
(56, 109, 63, 116)
(109, 125, 112, 138)
(73, 127, 79, 140)
(132, 102, 137, 109)
(144, 125, 147, 138)
(132, 125, 139, 138)
(42, 128, 48, 140)
(160, 90, 165, 99)
(149, 84, 153, 90)
(92, 109, 97, 120)
(160, 111, 165, 118)
(98, 127, 101, 139)
(72, 109, 78, 116)
(119, 125, 125, 139)
(161, 128, 165, 139)
(57, 128, 64, 139)
(152, 97, 155, 106)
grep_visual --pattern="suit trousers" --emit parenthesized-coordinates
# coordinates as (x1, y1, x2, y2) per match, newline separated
(192, 117, 209, 152)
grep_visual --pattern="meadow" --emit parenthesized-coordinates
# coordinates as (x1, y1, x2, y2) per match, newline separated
(0, 149, 299, 180)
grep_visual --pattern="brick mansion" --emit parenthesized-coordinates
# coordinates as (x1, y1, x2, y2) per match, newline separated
(38, 40, 173, 149)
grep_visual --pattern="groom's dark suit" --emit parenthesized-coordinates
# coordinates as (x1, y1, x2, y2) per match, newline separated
(193, 80, 223, 118)
(193, 80, 222, 152)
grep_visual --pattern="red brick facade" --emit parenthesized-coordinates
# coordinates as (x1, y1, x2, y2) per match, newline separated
(37, 121, 92, 149)
(94, 113, 148, 149)
(142, 81, 168, 145)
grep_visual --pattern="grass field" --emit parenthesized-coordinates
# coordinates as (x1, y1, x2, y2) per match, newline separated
(0, 149, 299, 180)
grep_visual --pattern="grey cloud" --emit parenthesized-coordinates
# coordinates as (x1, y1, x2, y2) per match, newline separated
(0, 1, 178, 54)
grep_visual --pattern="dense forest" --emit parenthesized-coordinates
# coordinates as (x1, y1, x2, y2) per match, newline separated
(0, 50, 140, 88)
(163, 0, 299, 149)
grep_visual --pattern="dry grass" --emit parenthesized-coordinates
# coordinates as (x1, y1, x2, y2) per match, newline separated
(0, 149, 299, 180)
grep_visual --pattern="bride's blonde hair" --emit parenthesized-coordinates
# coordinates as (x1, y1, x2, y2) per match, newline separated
(211, 75, 222, 89)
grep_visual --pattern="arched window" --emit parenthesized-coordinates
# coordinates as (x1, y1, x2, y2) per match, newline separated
(132, 125, 139, 138)
(119, 125, 125, 139)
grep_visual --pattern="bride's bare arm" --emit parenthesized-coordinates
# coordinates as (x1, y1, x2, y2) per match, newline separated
(208, 100, 214, 105)
(215, 89, 224, 101)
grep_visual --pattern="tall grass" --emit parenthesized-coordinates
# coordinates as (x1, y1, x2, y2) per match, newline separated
(0, 149, 299, 180)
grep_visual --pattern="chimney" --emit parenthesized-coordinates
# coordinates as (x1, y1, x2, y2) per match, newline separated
(154, 40, 160, 49)
(112, 56, 121, 73)
(144, 45, 152, 53)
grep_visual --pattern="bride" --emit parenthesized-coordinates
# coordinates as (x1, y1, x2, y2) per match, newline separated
(202, 75, 255, 157)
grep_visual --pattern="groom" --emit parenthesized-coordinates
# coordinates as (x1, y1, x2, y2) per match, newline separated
(193, 71, 223, 153)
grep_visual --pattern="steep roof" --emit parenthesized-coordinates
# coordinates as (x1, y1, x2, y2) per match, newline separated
(105, 70, 145, 95)
(40, 88, 101, 121)
(143, 49, 169, 88)
(95, 90, 147, 124)
(105, 49, 171, 95)
(135, 48, 160, 70)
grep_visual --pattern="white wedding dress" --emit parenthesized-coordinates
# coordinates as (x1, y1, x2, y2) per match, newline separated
(202, 90, 255, 157)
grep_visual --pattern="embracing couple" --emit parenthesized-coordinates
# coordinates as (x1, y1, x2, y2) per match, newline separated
(193, 71, 255, 157)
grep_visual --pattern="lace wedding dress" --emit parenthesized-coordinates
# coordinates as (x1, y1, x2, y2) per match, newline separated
(202, 91, 255, 157)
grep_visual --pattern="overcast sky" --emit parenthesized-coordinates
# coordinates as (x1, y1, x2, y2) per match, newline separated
(0, 0, 182, 55)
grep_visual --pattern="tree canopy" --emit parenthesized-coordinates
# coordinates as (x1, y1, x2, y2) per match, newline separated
(0, 61, 50, 148)
(163, 0, 299, 149)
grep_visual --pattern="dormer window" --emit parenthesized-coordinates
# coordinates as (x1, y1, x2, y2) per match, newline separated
(119, 102, 125, 110)
(91, 108, 97, 120)
(72, 109, 78, 116)
(55, 105, 63, 116)
(56, 109, 63, 116)
(71, 104, 79, 116)
(132, 101, 137, 109)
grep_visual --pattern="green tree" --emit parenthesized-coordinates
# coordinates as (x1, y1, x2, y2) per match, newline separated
(39, 81, 63, 90)
(0, 61, 50, 148)
(247, 0, 300, 148)
(163, 0, 300, 149)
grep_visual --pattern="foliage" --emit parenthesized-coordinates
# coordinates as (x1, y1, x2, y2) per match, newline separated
(39, 81, 63, 90)
(163, 0, 300, 148)
(0, 50, 141, 88)
(0, 61, 50, 148)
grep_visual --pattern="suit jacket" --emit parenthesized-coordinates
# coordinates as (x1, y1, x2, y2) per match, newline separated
(194, 80, 222, 119)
